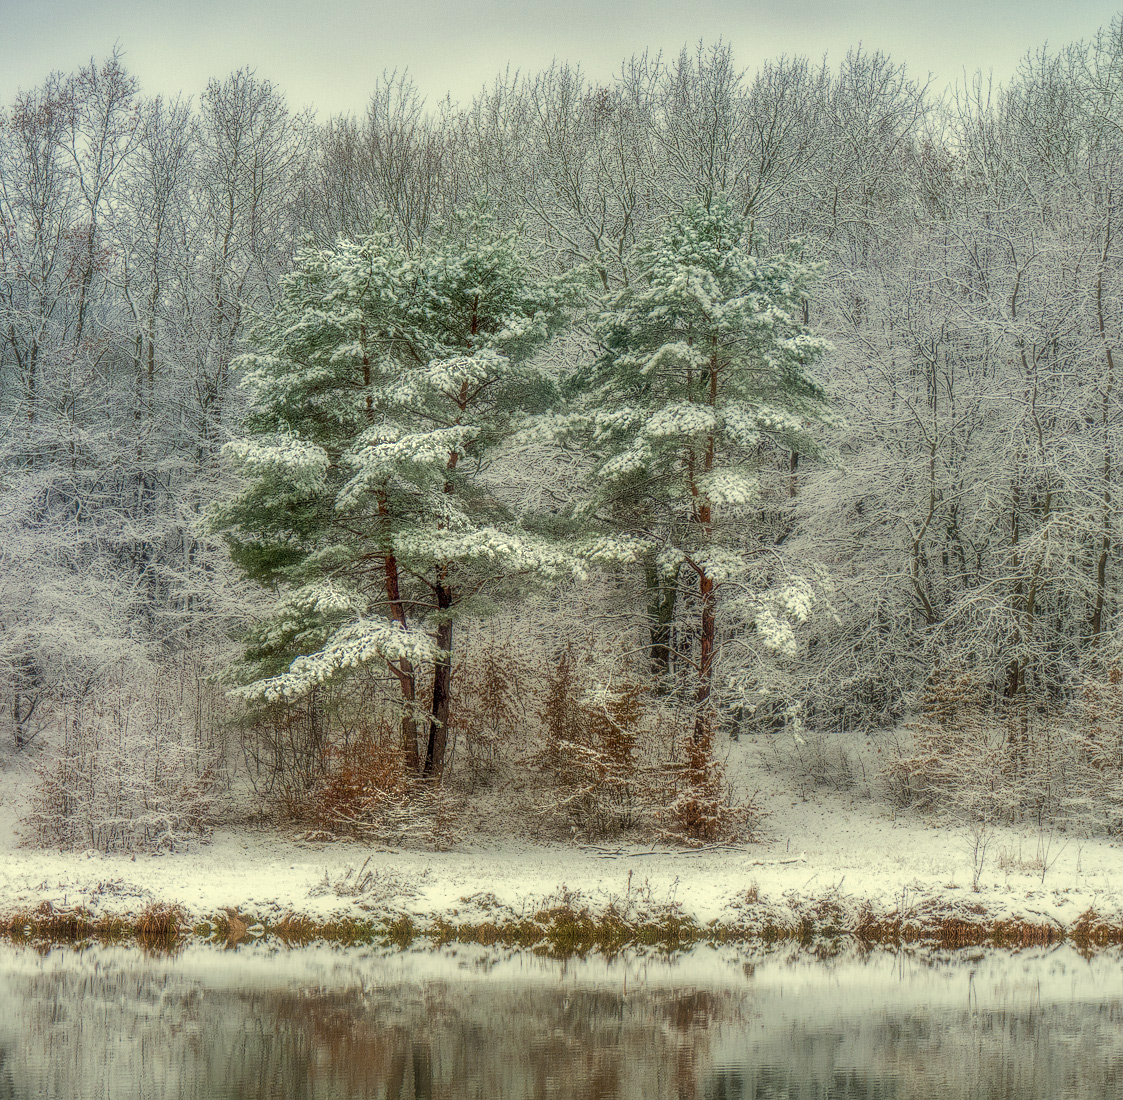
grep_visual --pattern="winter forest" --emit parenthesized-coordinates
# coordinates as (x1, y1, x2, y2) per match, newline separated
(5, 17, 1123, 856)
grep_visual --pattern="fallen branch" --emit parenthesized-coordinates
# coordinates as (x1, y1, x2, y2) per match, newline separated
(579, 843, 808, 863)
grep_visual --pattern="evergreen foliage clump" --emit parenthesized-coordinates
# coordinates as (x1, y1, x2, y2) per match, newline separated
(566, 197, 831, 742)
(216, 212, 583, 777)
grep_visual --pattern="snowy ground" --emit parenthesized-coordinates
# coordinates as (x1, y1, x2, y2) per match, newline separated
(1, 736, 1121, 935)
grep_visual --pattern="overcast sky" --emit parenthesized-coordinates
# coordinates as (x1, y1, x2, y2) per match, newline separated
(3, 0, 1122, 115)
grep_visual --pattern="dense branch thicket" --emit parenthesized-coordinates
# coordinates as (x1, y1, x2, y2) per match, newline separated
(6, 20, 1123, 846)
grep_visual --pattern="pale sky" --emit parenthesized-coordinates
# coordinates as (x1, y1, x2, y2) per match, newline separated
(3, 0, 1121, 116)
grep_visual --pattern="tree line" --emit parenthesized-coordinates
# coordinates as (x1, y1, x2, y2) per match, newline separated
(4, 21, 1123, 824)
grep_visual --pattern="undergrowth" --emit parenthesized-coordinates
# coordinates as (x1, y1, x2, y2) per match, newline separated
(4, 895, 1122, 955)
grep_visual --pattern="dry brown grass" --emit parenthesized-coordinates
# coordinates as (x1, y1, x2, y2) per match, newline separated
(0, 901, 187, 951)
(0, 896, 1119, 954)
(272, 912, 318, 945)
(135, 902, 187, 938)
(1070, 908, 1123, 950)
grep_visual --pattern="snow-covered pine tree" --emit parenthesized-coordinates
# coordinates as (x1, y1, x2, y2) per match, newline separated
(217, 212, 582, 779)
(573, 196, 831, 744)
(213, 229, 427, 767)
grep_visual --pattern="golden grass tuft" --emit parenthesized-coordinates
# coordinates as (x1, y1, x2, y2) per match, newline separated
(135, 903, 187, 939)
(1070, 908, 1123, 951)
(272, 913, 318, 945)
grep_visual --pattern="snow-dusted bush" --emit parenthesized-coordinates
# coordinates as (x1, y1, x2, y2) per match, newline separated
(537, 641, 755, 843)
(295, 726, 458, 846)
(881, 666, 1123, 834)
(30, 670, 223, 852)
(658, 726, 757, 845)
(448, 636, 536, 786)
(541, 648, 649, 838)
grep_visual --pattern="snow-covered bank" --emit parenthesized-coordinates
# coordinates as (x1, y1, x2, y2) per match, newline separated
(2, 739, 1122, 942)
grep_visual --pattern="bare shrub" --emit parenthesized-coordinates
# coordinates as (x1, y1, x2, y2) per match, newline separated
(238, 669, 398, 803)
(238, 687, 330, 800)
(1068, 663, 1123, 833)
(309, 857, 423, 904)
(30, 673, 220, 852)
(1076, 664, 1123, 770)
(882, 664, 1123, 834)
(297, 726, 457, 846)
(882, 669, 997, 813)
(538, 645, 755, 844)
(448, 637, 534, 785)
(771, 721, 864, 796)
(963, 818, 994, 892)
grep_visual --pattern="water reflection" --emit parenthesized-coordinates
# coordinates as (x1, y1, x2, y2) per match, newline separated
(0, 943, 1120, 1099)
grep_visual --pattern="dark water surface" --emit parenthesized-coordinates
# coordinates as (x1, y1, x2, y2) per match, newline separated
(0, 941, 1120, 1099)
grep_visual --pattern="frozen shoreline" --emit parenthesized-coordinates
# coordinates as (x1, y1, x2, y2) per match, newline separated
(2, 739, 1122, 941)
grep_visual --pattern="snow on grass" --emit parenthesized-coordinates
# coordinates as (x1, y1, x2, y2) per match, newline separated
(1, 735, 1121, 938)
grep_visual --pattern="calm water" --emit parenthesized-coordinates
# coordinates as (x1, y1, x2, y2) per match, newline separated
(0, 941, 1121, 1099)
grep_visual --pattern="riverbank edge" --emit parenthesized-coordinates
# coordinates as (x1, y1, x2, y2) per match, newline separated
(3, 893, 1123, 954)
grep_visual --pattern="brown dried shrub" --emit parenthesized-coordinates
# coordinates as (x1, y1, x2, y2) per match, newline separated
(296, 725, 457, 846)
(539, 646, 754, 844)
(448, 637, 534, 784)
(541, 647, 650, 838)
(301, 728, 407, 832)
(658, 726, 754, 844)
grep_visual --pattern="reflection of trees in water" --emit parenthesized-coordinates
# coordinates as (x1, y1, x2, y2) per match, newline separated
(702, 1003, 1123, 1100)
(0, 962, 737, 1100)
(247, 984, 735, 1099)
(5, 950, 1123, 1100)
(0, 1045, 16, 1100)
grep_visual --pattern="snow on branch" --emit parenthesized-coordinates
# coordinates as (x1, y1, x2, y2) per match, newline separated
(254, 581, 367, 648)
(232, 618, 438, 703)
(223, 435, 330, 492)
(392, 526, 579, 578)
(642, 402, 718, 440)
(338, 425, 480, 505)
(695, 469, 758, 506)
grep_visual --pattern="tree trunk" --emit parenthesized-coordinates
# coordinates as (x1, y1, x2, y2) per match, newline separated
(1092, 196, 1115, 644)
(644, 558, 678, 680)
(424, 581, 453, 779)
(1004, 473, 1028, 768)
(422, 362, 469, 780)
(387, 571, 420, 775)
(364, 320, 422, 774)
(378, 494, 420, 773)
(690, 348, 719, 743)
(692, 567, 716, 743)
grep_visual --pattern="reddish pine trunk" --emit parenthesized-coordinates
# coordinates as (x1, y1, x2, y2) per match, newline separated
(364, 325, 421, 774)
(423, 379, 467, 780)
(691, 350, 719, 742)
(381, 544, 419, 771)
